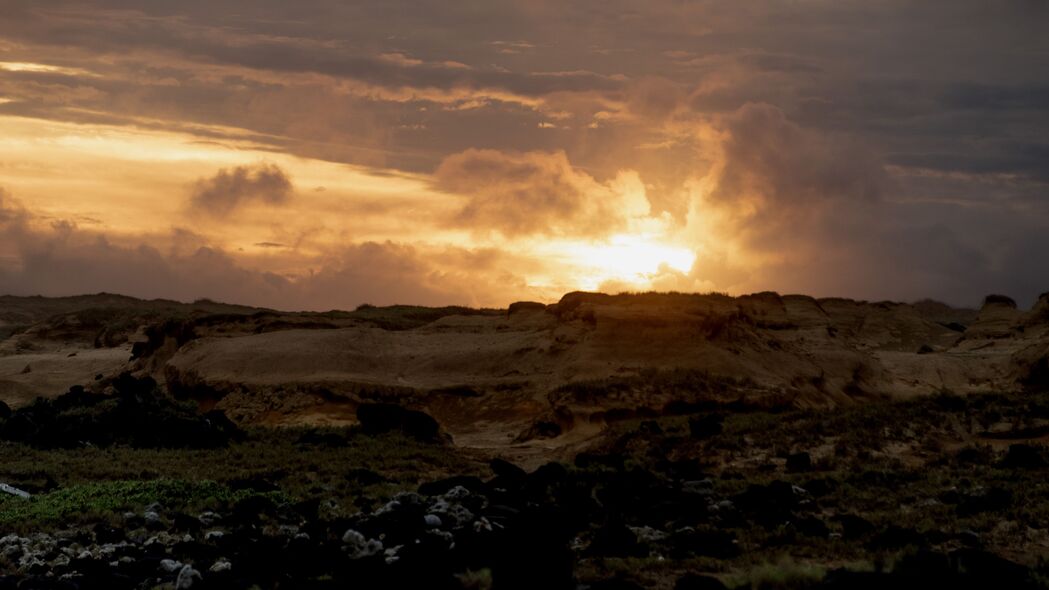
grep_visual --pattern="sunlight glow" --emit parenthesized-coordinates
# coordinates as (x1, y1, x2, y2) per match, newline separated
(558, 234, 696, 290)
(0, 62, 95, 77)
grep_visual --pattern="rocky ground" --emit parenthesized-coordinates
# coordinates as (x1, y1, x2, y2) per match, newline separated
(3, 381, 1049, 588)
(1, 291, 1049, 588)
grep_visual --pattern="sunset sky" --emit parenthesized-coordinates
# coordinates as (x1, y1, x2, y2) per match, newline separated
(0, 1, 1047, 309)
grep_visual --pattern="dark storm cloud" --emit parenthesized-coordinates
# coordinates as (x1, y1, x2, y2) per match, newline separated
(0, 5, 624, 100)
(189, 164, 293, 216)
(708, 103, 886, 209)
(693, 103, 1049, 307)
(939, 83, 1049, 112)
(4, 0, 1043, 183)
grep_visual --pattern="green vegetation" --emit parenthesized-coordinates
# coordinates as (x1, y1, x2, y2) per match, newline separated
(0, 428, 484, 530)
(0, 480, 285, 528)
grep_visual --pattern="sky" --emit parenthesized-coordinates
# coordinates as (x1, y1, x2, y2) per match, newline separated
(0, 1, 1047, 310)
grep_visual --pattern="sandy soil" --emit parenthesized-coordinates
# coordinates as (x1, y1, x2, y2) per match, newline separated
(0, 346, 131, 406)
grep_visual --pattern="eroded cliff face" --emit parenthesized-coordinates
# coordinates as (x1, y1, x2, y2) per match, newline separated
(139, 291, 1049, 454)
(2, 291, 1046, 456)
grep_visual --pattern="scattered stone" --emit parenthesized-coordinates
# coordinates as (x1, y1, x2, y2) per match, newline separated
(682, 479, 714, 496)
(175, 564, 202, 588)
(0, 483, 31, 499)
(159, 559, 183, 573)
(341, 529, 383, 559)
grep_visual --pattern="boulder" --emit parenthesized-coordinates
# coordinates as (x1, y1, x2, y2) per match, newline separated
(175, 564, 201, 589)
(1001, 444, 1047, 469)
(785, 451, 813, 473)
(586, 522, 647, 557)
(489, 458, 527, 481)
(508, 301, 547, 315)
(688, 414, 724, 439)
(356, 403, 442, 442)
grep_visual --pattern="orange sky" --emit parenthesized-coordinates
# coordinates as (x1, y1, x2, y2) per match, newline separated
(0, 2, 1047, 309)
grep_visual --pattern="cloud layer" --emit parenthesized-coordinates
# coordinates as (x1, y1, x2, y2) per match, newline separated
(436, 149, 647, 237)
(190, 164, 293, 216)
(0, 1, 1045, 308)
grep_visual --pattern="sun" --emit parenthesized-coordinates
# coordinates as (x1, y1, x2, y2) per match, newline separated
(558, 233, 696, 290)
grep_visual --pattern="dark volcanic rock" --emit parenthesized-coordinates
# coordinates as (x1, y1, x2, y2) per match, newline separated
(1000, 443, 1047, 469)
(834, 514, 875, 540)
(356, 403, 442, 442)
(957, 487, 1012, 516)
(867, 525, 925, 550)
(733, 480, 807, 525)
(490, 458, 527, 482)
(688, 414, 724, 439)
(0, 462, 1045, 590)
(785, 451, 813, 473)
(419, 475, 484, 496)
(587, 522, 647, 557)
(795, 516, 830, 538)
(675, 573, 729, 590)
(668, 528, 739, 559)
(0, 375, 242, 449)
(950, 548, 1037, 589)
(345, 468, 385, 486)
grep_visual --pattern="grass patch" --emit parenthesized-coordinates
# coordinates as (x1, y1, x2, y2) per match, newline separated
(0, 479, 285, 527)
(0, 427, 485, 530)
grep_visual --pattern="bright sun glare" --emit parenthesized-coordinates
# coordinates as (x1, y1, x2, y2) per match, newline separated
(562, 233, 696, 290)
